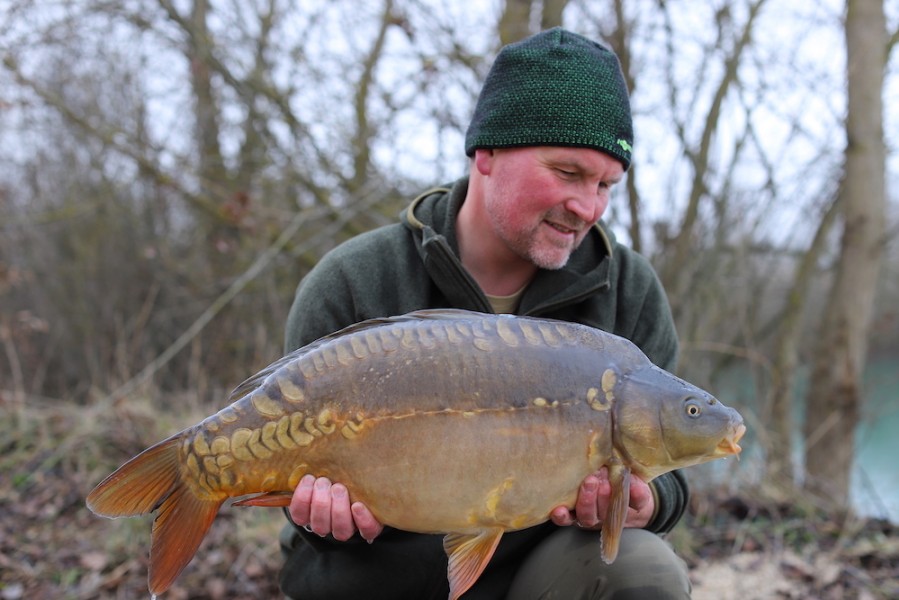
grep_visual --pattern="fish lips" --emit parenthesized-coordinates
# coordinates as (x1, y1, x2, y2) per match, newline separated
(716, 421, 746, 457)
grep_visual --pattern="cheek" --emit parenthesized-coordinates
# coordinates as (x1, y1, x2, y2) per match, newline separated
(489, 165, 571, 222)
(519, 176, 567, 214)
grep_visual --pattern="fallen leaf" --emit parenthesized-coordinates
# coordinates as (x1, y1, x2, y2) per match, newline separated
(79, 551, 108, 571)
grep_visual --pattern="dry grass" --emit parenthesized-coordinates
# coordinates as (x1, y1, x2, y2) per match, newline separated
(0, 393, 283, 600)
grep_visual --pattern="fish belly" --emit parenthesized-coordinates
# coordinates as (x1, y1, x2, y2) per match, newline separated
(296, 406, 609, 533)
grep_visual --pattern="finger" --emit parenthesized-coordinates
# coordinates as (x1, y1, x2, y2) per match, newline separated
(629, 477, 652, 510)
(577, 476, 599, 514)
(351, 502, 384, 542)
(288, 474, 316, 526)
(574, 475, 601, 527)
(626, 477, 654, 527)
(308, 477, 333, 536)
(549, 505, 577, 527)
(328, 484, 357, 541)
(592, 468, 612, 520)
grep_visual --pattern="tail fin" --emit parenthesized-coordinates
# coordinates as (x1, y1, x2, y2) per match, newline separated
(86, 436, 224, 595)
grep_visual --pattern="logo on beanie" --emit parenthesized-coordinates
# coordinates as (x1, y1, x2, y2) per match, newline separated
(617, 139, 633, 153)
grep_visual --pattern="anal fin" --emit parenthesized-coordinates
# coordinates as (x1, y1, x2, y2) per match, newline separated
(443, 529, 504, 600)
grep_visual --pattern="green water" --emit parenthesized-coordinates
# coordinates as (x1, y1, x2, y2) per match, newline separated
(852, 360, 899, 522)
(694, 358, 899, 523)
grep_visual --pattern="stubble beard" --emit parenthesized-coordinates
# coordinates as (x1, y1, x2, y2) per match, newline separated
(492, 210, 583, 271)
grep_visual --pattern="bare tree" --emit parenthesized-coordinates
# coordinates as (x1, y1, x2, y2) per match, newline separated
(767, 193, 841, 485)
(803, 0, 888, 508)
(655, 0, 769, 321)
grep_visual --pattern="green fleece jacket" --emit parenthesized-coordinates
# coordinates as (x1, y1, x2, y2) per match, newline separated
(280, 178, 688, 600)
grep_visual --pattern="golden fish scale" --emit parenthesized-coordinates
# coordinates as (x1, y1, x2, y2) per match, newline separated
(178, 316, 628, 525)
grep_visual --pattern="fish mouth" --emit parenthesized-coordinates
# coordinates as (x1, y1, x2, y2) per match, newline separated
(718, 422, 746, 456)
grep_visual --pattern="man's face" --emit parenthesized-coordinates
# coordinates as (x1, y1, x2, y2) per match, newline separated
(477, 146, 624, 270)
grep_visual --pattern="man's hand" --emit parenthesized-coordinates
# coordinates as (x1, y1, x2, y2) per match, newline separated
(288, 475, 384, 542)
(550, 467, 654, 530)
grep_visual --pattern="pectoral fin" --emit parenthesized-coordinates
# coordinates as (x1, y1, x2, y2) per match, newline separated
(600, 464, 631, 564)
(443, 529, 504, 600)
(232, 491, 293, 507)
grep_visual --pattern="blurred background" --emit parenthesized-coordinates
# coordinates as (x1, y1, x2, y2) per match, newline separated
(0, 0, 897, 598)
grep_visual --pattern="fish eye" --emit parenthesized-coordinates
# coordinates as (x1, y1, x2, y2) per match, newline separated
(685, 401, 702, 418)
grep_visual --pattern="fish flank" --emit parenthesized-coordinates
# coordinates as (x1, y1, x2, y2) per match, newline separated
(537, 324, 560, 347)
(335, 342, 354, 365)
(246, 429, 272, 459)
(193, 433, 211, 456)
(363, 332, 381, 354)
(518, 321, 542, 346)
(377, 329, 399, 351)
(218, 408, 238, 424)
(260, 421, 280, 451)
(303, 417, 323, 437)
(275, 416, 297, 449)
(230, 428, 254, 461)
(210, 436, 230, 455)
(299, 357, 317, 379)
(326, 345, 344, 368)
(495, 319, 520, 347)
(278, 374, 306, 403)
(289, 413, 315, 446)
(444, 323, 464, 344)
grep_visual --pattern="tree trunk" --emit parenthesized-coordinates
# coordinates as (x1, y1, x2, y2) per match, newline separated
(188, 0, 225, 197)
(540, 0, 567, 29)
(802, 0, 886, 508)
(498, 0, 533, 45)
(768, 195, 841, 486)
(610, 0, 641, 253)
(498, 0, 570, 45)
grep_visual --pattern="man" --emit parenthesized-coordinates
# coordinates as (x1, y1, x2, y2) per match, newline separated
(279, 27, 692, 599)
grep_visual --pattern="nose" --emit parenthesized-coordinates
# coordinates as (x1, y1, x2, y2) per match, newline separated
(564, 191, 607, 224)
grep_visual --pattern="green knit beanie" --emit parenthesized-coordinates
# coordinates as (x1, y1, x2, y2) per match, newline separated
(465, 27, 634, 169)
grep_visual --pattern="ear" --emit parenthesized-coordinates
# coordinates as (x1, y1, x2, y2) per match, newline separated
(473, 149, 496, 175)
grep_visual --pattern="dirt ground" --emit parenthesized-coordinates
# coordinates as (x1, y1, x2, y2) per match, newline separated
(2, 399, 897, 599)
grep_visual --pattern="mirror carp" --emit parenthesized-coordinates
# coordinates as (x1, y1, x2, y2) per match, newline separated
(87, 309, 745, 599)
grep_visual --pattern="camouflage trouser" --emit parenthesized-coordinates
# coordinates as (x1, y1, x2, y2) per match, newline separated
(505, 527, 691, 600)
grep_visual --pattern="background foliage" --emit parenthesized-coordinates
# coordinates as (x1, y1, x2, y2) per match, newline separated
(0, 1, 898, 596)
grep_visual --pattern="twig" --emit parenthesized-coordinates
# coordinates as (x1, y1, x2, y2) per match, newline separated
(94, 180, 391, 409)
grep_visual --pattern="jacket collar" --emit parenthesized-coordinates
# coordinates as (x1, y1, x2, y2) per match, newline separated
(403, 177, 614, 315)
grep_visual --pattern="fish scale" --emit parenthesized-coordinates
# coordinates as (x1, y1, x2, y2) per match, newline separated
(86, 309, 745, 600)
